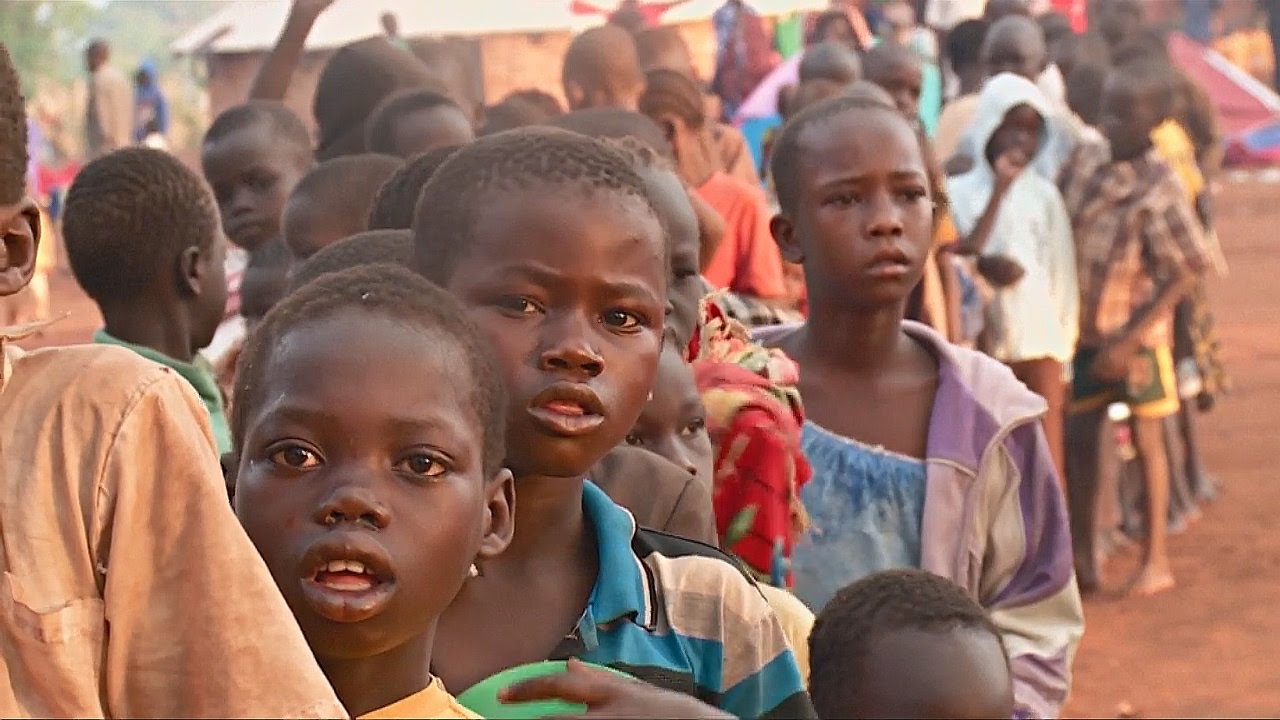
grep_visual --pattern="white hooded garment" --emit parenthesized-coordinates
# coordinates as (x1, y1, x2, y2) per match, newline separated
(946, 73, 1079, 365)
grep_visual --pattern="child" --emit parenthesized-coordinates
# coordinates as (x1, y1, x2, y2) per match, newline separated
(0, 41, 343, 718)
(562, 24, 645, 111)
(63, 147, 232, 454)
(948, 72, 1078, 481)
(368, 145, 462, 230)
(935, 19, 990, 165)
(282, 153, 403, 262)
(808, 569, 1014, 720)
(797, 42, 862, 86)
(640, 69, 789, 306)
(1059, 61, 1211, 597)
(624, 337, 715, 484)
(364, 88, 475, 158)
(414, 128, 814, 718)
(230, 264, 515, 717)
(289, 230, 414, 292)
(764, 95, 1081, 717)
(863, 42, 924, 124)
(200, 100, 314, 363)
(214, 239, 291, 403)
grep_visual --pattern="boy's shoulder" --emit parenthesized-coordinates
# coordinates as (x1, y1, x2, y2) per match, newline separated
(5, 340, 180, 407)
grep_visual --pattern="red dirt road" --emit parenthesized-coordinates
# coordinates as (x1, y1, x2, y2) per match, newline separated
(20, 181, 1280, 717)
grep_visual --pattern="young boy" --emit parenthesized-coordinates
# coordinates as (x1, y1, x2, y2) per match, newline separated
(200, 100, 313, 363)
(808, 569, 1014, 719)
(368, 145, 462, 230)
(562, 24, 645, 111)
(289, 229, 414, 292)
(639, 69, 789, 307)
(948, 72, 1078, 480)
(415, 128, 815, 719)
(863, 42, 924, 126)
(63, 147, 232, 454)
(282, 152, 403, 262)
(1060, 61, 1211, 596)
(364, 88, 475, 158)
(0, 41, 343, 718)
(624, 337, 714, 484)
(230, 264, 516, 718)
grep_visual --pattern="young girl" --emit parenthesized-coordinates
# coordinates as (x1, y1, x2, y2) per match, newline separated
(761, 95, 1082, 719)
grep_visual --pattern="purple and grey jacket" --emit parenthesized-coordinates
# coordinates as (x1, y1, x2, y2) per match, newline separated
(759, 321, 1084, 718)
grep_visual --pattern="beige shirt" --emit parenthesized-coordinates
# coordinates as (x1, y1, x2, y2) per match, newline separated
(0, 323, 346, 718)
(87, 65, 133, 157)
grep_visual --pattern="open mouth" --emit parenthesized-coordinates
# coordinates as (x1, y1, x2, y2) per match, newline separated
(527, 383, 607, 437)
(299, 541, 396, 623)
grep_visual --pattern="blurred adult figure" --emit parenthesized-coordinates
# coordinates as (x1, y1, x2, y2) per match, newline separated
(84, 39, 132, 158)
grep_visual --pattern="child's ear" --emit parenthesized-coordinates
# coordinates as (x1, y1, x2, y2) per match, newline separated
(657, 115, 680, 146)
(477, 467, 516, 562)
(0, 201, 40, 298)
(177, 245, 203, 298)
(770, 212, 804, 264)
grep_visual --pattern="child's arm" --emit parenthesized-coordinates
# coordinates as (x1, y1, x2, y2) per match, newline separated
(984, 422, 1084, 720)
(98, 372, 344, 718)
(956, 150, 1026, 257)
(248, 0, 336, 101)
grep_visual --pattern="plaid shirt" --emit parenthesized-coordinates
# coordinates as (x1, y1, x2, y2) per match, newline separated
(1058, 144, 1208, 349)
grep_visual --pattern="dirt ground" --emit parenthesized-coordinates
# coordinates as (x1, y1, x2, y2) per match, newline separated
(18, 180, 1280, 717)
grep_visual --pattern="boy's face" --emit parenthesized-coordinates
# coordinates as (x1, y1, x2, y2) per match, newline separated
(389, 106, 475, 158)
(773, 110, 933, 312)
(235, 310, 512, 661)
(869, 62, 923, 122)
(625, 343, 713, 483)
(0, 199, 40, 300)
(985, 104, 1044, 167)
(1099, 77, 1161, 162)
(202, 122, 310, 253)
(851, 626, 1013, 719)
(444, 188, 667, 481)
(1095, 0, 1142, 47)
(282, 193, 358, 263)
(639, 166, 701, 352)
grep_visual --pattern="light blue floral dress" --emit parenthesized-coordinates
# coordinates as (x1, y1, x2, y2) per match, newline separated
(790, 421, 927, 612)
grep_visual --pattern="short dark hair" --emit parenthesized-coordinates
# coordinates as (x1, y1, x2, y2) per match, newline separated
(771, 95, 904, 215)
(1066, 62, 1108, 126)
(638, 67, 705, 129)
(413, 127, 658, 286)
(809, 569, 1007, 719)
(1113, 59, 1176, 123)
(1038, 10, 1074, 46)
(798, 42, 862, 85)
(64, 147, 219, 304)
(0, 42, 28, 205)
(364, 88, 466, 155)
(947, 19, 990, 71)
(288, 229, 413, 292)
(232, 263, 507, 477)
(480, 90, 564, 136)
(550, 107, 674, 159)
(367, 145, 461, 230)
(203, 101, 313, 163)
(563, 25, 643, 98)
(287, 153, 403, 241)
(1111, 27, 1169, 66)
(808, 10, 858, 46)
(634, 26, 696, 75)
(863, 41, 923, 83)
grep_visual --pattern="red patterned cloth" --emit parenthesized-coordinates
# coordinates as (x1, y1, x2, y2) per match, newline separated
(691, 295, 810, 586)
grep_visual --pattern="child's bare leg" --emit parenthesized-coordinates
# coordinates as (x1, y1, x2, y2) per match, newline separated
(1129, 415, 1176, 596)
(1066, 407, 1106, 592)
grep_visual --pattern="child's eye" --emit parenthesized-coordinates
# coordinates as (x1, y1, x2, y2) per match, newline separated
(898, 187, 929, 202)
(825, 191, 860, 207)
(681, 417, 707, 436)
(396, 452, 448, 479)
(601, 309, 644, 330)
(269, 445, 322, 470)
(496, 296, 542, 316)
(624, 433, 644, 446)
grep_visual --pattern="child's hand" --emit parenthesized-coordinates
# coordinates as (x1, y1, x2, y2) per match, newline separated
(976, 254, 1025, 288)
(499, 658, 733, 719)
(291, 0, 336, 19)
(1091, 341, 1135, 383)
(994, 148, 1029, 190)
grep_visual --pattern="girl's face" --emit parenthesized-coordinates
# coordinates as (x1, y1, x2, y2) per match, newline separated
(624, 343, 713, 484)
(774, 107, 934, 313)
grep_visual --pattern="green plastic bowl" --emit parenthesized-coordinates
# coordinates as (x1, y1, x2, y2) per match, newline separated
(455, 660, 628, 719)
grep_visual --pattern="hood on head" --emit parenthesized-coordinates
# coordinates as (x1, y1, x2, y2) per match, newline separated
(970, 72, 1055, 171)
(137, 59, 158, 83)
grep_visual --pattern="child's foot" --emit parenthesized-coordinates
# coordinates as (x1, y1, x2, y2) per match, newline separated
(1127, 565, 1175, 598)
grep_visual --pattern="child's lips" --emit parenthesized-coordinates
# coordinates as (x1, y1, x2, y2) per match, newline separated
(298, 538, 397, 623)
(527, 383, 606, 437)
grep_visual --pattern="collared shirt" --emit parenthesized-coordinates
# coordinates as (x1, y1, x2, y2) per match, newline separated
(1059, 145, 1209, 348)
(0, 325, 343, 718)
(551, 482, 815, 720)
(92, 329, 231, 454)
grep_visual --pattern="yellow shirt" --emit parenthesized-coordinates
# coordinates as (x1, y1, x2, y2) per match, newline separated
(360, 678, 480, 719)
(757, 584, 814, 684)
(0, 324, 344, 718)
(1151, 119, 1204, 205)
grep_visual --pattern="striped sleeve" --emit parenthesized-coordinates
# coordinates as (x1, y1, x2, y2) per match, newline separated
(984, 421, 1085, 719)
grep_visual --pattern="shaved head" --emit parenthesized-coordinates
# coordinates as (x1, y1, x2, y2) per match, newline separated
(982, 15, 1048, 81)
(800, 42, 863, 85)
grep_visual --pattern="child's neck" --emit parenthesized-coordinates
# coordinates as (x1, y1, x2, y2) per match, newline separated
(319, 634, 435, 717)
(101, 305, 196, 363)
(802, 300, 907, 373)
(494, 474, 594, 571)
